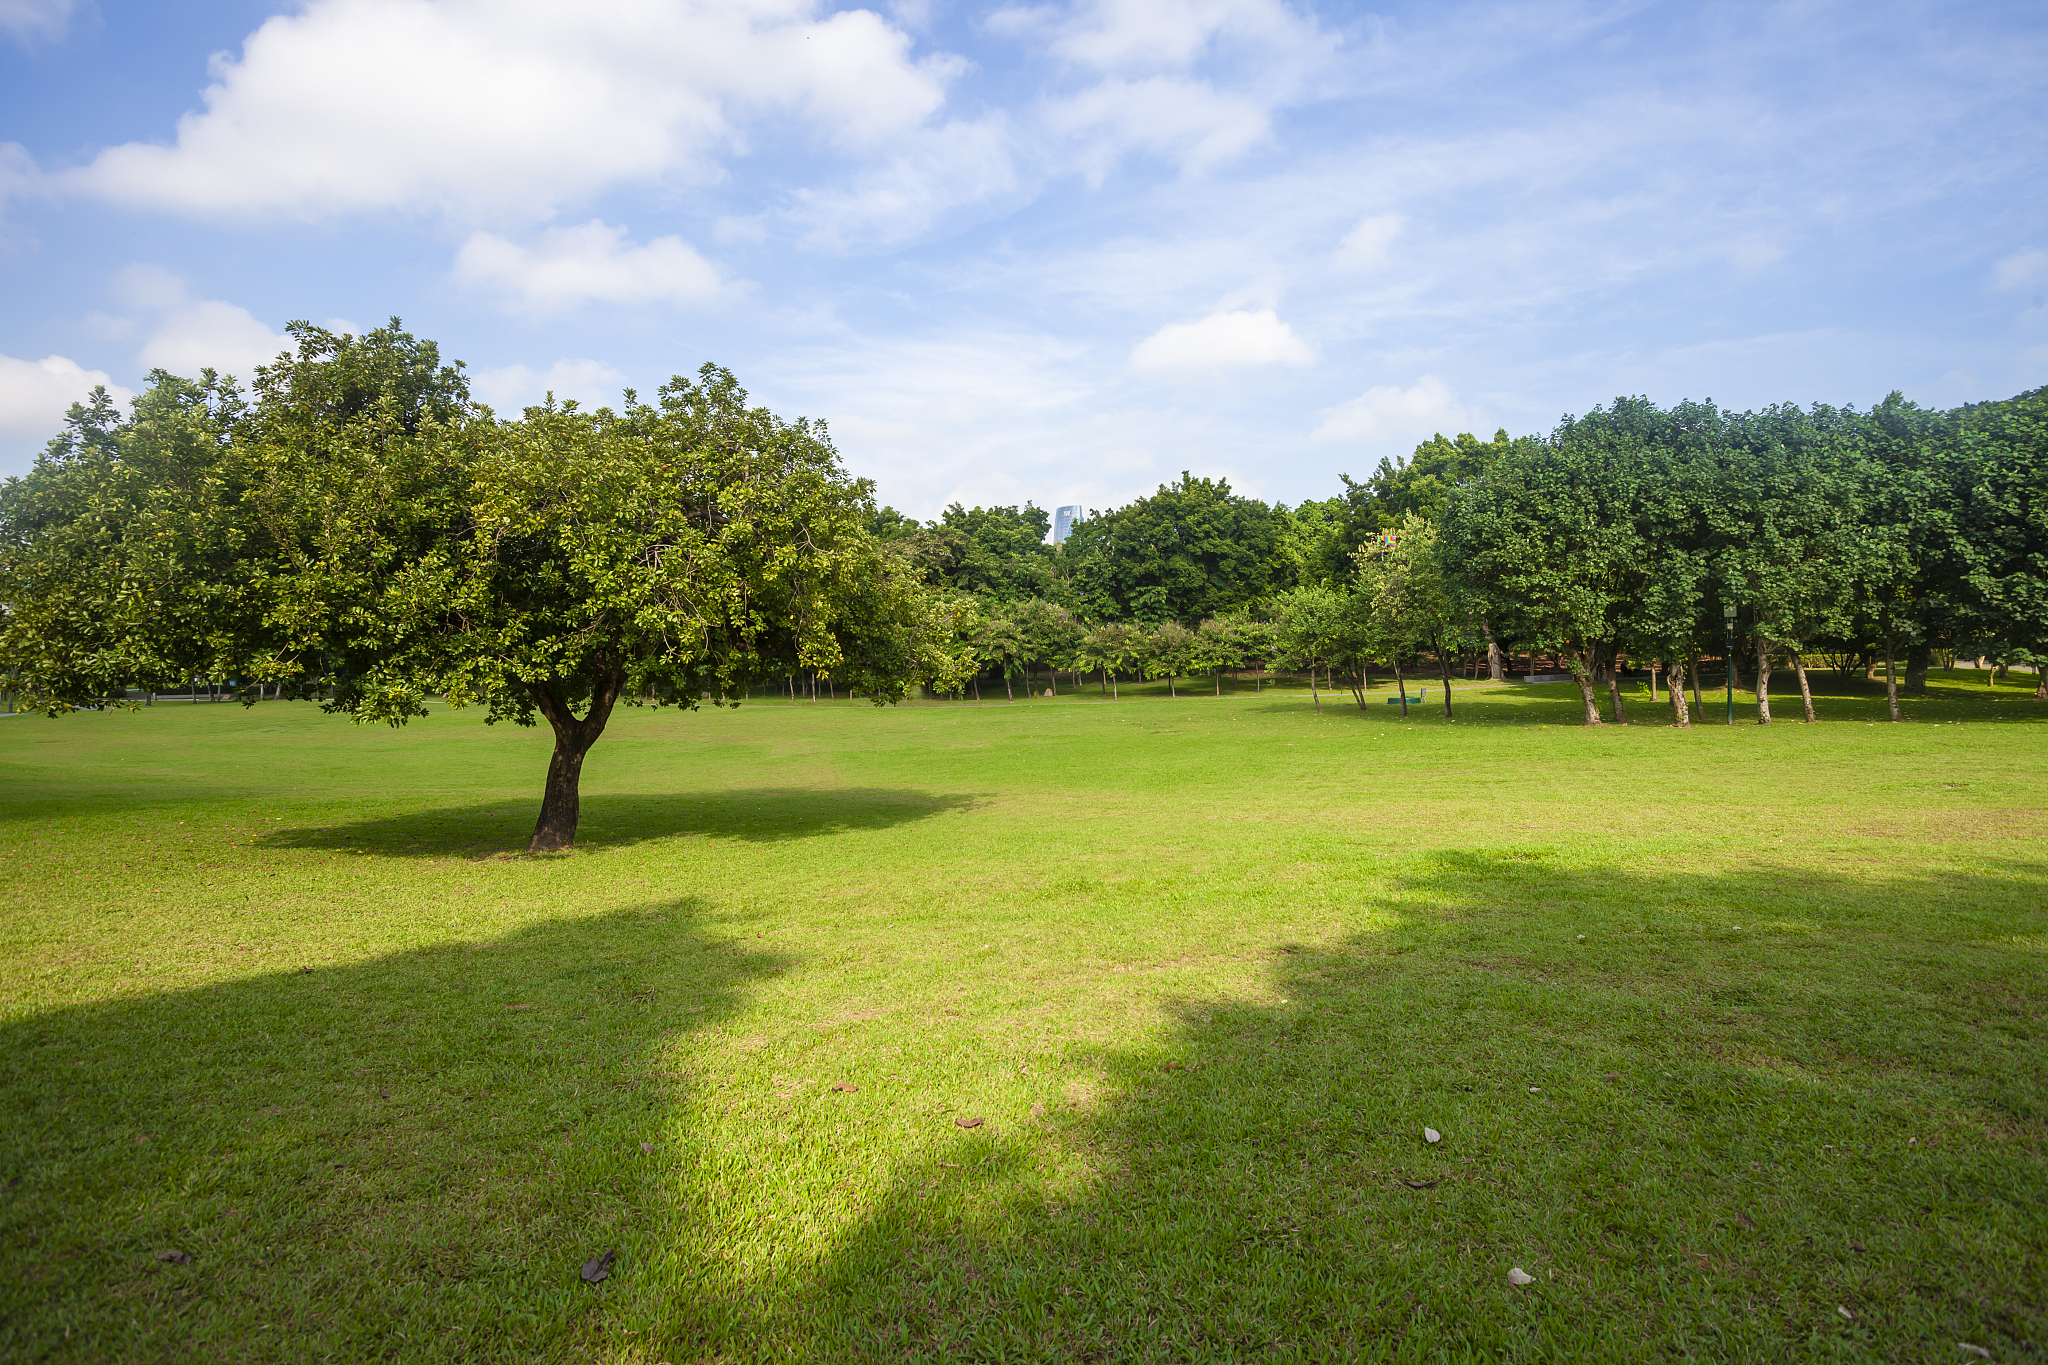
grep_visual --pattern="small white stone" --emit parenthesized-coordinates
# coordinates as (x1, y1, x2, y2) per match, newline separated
(1423, 1127, 1441, 1144)
(1507, 1267, 1534, 1286)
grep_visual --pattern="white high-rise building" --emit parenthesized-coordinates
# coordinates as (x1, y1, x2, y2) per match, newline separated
(1053, 505, 1083, 545)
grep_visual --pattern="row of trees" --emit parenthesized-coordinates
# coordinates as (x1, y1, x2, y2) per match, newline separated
(892, 391, 2047, 722)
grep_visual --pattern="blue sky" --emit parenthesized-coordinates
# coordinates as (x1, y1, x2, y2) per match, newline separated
(2, 0, 2043, 518)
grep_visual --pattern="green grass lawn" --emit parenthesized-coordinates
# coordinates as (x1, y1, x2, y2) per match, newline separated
(2, 671, 2044, 1363)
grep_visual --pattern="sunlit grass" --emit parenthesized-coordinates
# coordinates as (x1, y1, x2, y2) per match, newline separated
(2, 671, 2044, 1362)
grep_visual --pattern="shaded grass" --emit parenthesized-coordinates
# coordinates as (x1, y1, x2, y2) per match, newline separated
(1, 672, 2044, 1362)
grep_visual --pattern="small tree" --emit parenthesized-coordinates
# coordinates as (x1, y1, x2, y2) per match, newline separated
(1273, 586, 1348, 715)
(1145, 620, 1197, 696)
(1191, 617, 1244, 695)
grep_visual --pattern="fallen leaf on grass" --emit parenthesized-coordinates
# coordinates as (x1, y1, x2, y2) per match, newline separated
(1602, 1072, 1621, 1082)
(581, 1249, 616, 1284)
(379, 1089, 390, 1100)
(1838, 1306, 1854, 1321)
(955, 1116, 985, 1129)
(153, 1250, 191, 1264)
(1423, 1127, 1441, 1144)
(1401, 1179, 1438, 1189)
(1163, 1061, 1182, 1070)
(298, 966, 312, 975)
(639, 1142, 653, 1155)
(831, 1083, 860, 1093)
(1507, 1267, 1533, 1286)
(1957, 1344, 1992, 1359)
(938, 1161, 961, 1169)
(1736, 1212, 1755, 1229)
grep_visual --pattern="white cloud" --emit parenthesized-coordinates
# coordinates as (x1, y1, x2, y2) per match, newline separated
(789, 117, 1018, 248)
(470, 358, 626, 413)
(0, 354, 131, 442)
(455, 221, 731, 314)
(59, 0, 963, 222)
(1131, 308, 1312, 372)
(1336, 213, 1402, 270)
(108, 265, 291, 379)
(1311, 375, 1475, 447)
(138, 301, 291, 379)
(1045, 76, 1270, 180)
(1023, 0, 1336, 178)
(0, 0, 73, 45)
(1991, 246, 2048, 290)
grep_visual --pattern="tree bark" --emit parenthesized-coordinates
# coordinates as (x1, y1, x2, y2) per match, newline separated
(1569, 650, 1602, 725)
(1669, 659, 1692, 727)
(1691, 655, 1703, 715)
(1649, 661, 1660, 703)
(1310, 661, 1322, 715)
(1436, 645, 1455, 719)
(1606, 671, 1626, 724)
(526, 670, 625, 852)
(1755, 640, 1773, 725)
(1794, 652, 1815, 722)
(1482, 618, 1505, 682)
(1905, 643, 1930, 695)
(1004, 672, 1013, 702)
(1393, 656, 1407, 718)
(1883, 618, 1901, 722)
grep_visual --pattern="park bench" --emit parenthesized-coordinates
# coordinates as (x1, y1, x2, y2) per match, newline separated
(1385, 688, 1427, 705)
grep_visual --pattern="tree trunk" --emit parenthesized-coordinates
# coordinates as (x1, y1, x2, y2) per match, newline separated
(1905, 643, 1930, 695)
(1606, 672, 1626, 724)
(1310, 661, 1321, 714)
(1437, 646, 1455, 719)
(1216, 671, 1222, 696)
(1794, 652, 1815, 722)
(2035, 668, 2047, 700)
(1111, 669, 1119, 701)
(1393, 656, 1407, 718)
(1483, 619, 1505, 682)
(1884, 625, 1901, 722)
(1669, 659, 1691, 727)
(1570, 650, 1602, 725)
(1691, 655, 1703, 715)
(1004, 673, 1013, 702)
(526, 671, 624, 852)
(1755, 640, 1773, 725)
(1169, 673, 1176, 698)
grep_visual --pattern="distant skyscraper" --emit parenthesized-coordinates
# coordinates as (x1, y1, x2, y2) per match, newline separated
(1053, 504, 1083, 545)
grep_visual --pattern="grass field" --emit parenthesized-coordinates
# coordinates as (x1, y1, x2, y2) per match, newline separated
(2, 670, 2044, 1363)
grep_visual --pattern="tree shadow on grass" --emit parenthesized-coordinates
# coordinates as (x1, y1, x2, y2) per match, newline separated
(719, 852, 2048, 1363)
(262, 786, 986, 857)
(0, 900, 784, 1364)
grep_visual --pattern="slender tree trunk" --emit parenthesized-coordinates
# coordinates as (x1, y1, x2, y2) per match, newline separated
(1755, 640, 1773, 724)
(1606, 672, 1625, 724)
(1437, 645, 1455, 719)
(1215, 671, 1222, 696)
(1100, 668, 1107, 696)
(1393, 657, 1407, 718)
(1691, 655, 1703, 715)
(1005, 673, 1013, 702)
(526, 670, 625, 852)
(1570, 651, 1603, 725)
(1310, 661, 1322, 715)
(1650, 661, 1661, 703)
(2035, 667, 2047, 700)
(1349, 668, 1366, 710)
(1884, 621, 1901, 722)
(1111, 669, 1119, 701)
(1794, 652, 1816, 722)
(973, 676, 981, 701)
(1169, 673, 1176, 698)
(1482, 618, 1504, 682)
(1669, 659, 1692, 727)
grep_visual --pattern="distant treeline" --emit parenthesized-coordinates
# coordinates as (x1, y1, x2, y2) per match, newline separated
(874, 388, 2047, 722)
